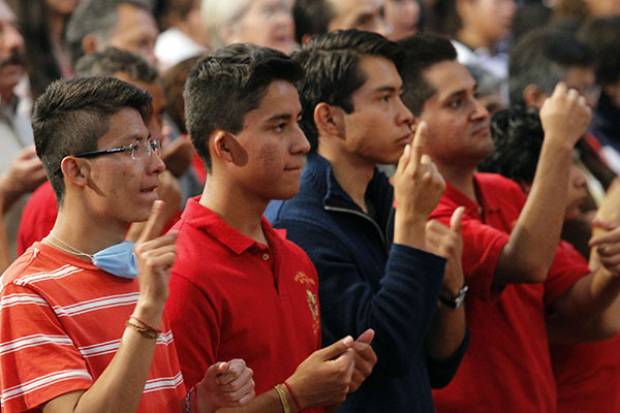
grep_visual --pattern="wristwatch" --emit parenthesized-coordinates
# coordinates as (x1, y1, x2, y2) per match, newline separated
(438, 285, 469, 309)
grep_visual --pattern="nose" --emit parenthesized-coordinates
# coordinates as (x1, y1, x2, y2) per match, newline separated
(396, 96, 414, 128)
(4, 23, 24, 54)
(376, 17, 393, 37)
(571, 166, 587, 188)
(471, 96, 490, 121)
(293, 125, 311, 155)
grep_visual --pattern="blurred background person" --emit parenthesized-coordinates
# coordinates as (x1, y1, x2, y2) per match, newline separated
(154, 0, 208, 71)
(202, 0, 295, 54)
(385, 0, 423, 40)
(10, 0, 79, 99)
(293, 0, 390, 44)
(65, 0, 159, 68)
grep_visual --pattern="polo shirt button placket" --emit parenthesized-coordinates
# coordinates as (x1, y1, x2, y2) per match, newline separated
(262, 253, 270, 261)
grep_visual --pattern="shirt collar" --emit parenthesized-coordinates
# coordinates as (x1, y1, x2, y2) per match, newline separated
(181, 197, 281, 255)
(443, 174, 500, 218)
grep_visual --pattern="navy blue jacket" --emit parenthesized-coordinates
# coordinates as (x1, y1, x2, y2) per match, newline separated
(265, 153, 467, 413)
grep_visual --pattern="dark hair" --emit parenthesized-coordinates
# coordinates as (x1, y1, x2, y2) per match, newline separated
(429, 0, 461, 37)
(508, 27, 593, 105)
(293, 29, 403, 151)
(579, 16, 620, 86)
(479, 106, 543, 184)
(65, 0, 153, 67)
(184, 43, 304, 171)
(398, 33, 457, 116)
(155, 0, 197, 31)
(161, 56, 201, 135)
(14, 0, 64, 98)
(293, 0, 335, 44)
(74, 47, 159, 83)
(32, 77, 152, 201)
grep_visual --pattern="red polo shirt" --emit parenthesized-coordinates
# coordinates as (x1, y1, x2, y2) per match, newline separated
(430, 173, 589, 413)
(166, 198, 323, 412)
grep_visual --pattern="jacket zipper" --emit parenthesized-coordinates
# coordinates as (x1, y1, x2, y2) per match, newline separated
(323, 205, 387, 247)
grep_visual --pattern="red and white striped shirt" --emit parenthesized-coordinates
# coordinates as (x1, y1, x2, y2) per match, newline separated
(0, 242, 186, 413)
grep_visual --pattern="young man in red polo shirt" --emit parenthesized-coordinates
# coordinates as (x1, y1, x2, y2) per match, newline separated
(0, 77, 254, 413)
(398, 33, 620, 413)
(166, 44, 377, 412)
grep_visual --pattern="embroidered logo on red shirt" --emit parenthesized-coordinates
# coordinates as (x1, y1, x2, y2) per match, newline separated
(295, 271, 320, 337)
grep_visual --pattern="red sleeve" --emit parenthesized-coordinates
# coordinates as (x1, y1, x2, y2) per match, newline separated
(165, 273, 220, 390)
(0, 283, 92, 413)
(544, 241, 590, 305)
(17, 183, 57, 255)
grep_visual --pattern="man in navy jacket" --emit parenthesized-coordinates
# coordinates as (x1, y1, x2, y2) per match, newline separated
(265, 30, 468, 413)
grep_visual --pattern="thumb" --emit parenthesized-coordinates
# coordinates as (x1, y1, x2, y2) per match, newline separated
(317, 336, 354, 361)
(355, 329, 375, 345)
(450, 206, 465, 235)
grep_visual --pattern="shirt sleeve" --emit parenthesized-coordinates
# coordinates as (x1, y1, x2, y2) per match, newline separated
(0, 283, 92, 413)
(544, 241, 590, 306)
(165, 272, 220, 390)
(276, 218, 445, 377)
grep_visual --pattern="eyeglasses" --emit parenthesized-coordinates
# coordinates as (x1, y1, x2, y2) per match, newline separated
(74, 138, 162, 160)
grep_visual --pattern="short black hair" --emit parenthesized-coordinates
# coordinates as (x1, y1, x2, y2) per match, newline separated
(509, 27, 593, 106)
(162, 56, 200, 135)
(75, 47, 159, 83)
(398, 33, 457, 116)
(184, 43, 304, 171)
(579, 16, 620, 86)
(32, 77, 152, 202)
(293, 29, 403, 151)
(479, 106, 544, 184)
(293, 0, 335, 44)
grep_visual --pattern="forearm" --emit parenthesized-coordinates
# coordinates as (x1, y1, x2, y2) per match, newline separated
(498, 141, 573, 285)
(426, 305, 466, 360)
(0, 212, 10, 271)
(45, 304, 163, 413)
(0, 175, 21, 214)
(549, 269, 620, 342)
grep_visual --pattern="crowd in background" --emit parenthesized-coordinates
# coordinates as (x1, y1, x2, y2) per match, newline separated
(2, 0, 620, 412)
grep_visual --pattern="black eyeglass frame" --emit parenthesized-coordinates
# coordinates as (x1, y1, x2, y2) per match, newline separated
(73, 138, 161, 159)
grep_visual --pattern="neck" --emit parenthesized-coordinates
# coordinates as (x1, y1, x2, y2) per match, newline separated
(457, 27, 492, 51)
(436, 161, 477, 202)
(318, 143, 375, 212)
(47, 198, 128, 258)
(200, 173, 266, 243)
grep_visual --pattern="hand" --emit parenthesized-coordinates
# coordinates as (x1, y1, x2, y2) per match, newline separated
(133, 200, 177, 325)
(286, 336, 356, 409)
(393, 122, 446, 220)
(161, 136, 194, 178)
(349, 329, 377, 393)
(590, 221, 620, 276)
(425, 207, 465, 296)
(0, 146, 46, 210)
(156, 170, 182, 220)
(196, 359, 255, 413)
(540, 82, 592, 149)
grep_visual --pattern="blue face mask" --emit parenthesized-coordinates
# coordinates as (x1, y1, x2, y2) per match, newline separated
(91, 241, 138, 279)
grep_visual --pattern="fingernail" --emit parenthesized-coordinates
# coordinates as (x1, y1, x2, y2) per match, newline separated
(343, 336, 354, 345)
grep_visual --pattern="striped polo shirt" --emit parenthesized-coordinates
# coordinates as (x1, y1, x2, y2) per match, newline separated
(0, 242, 186, 413)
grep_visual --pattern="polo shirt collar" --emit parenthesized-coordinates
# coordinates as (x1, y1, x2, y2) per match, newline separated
(443, 174, 500, 219)
(182, 197, 281, 255)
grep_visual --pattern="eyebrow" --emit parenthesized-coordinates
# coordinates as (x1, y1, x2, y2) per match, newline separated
(266, 112, 300, 123)
(374, 85, 401, 94)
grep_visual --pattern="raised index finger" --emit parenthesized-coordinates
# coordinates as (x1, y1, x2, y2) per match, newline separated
(410, 121, 428, 168)
(138, 200, 167, 243)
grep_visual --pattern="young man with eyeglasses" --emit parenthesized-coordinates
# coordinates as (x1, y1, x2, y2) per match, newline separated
(0, 77, 255, 413)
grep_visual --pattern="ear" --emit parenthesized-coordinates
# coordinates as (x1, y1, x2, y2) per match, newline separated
(60, 156, 89, 190)
(314, 103, 345, 140)
(211, 131, 248, 167)
(522, 85, 546, 109)
(81, 34, 99, 54)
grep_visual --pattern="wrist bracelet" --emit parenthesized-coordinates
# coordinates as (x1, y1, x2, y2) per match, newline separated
(130, 315, 162, 334)
(283, 381, 302, 411)
(126, 319, 159, 339)
(274, 384, 293, 413)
